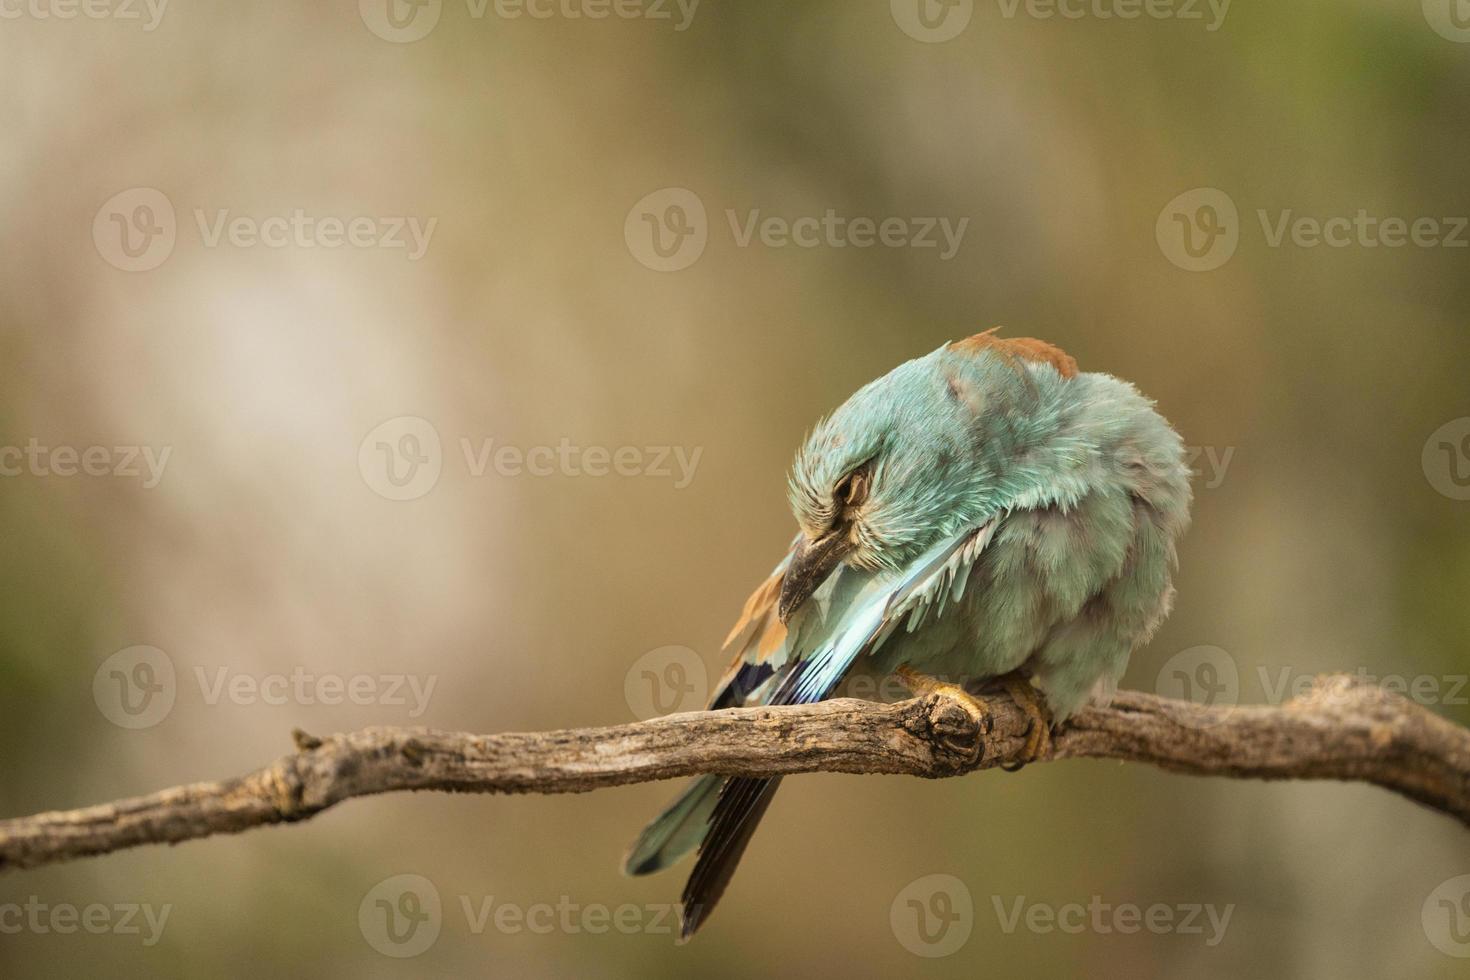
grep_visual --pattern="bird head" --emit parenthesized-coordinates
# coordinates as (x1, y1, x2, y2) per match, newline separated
(777, 332, 1080, 622)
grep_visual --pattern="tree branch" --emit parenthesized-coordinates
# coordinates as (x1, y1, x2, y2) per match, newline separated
(2, 673, 1467, 872)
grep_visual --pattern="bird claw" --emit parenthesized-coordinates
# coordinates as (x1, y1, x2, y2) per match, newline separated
(894, 665, 993, 763)
(996, 672, 1052, 771)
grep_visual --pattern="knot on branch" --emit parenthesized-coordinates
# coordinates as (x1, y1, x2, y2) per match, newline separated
(908, 691, 991, 774)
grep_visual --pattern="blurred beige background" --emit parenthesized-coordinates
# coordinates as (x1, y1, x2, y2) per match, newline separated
(2, 1, 1469, 977)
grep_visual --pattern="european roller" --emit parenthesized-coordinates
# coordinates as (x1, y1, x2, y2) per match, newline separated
(625, 330, 1192, 939)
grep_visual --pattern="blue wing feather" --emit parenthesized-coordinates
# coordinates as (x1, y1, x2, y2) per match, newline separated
(673, 520, 1000, 938)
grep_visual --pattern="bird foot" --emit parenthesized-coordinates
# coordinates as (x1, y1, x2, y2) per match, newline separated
(894, 665, 993, 764)
(996, 672, 1052, 771)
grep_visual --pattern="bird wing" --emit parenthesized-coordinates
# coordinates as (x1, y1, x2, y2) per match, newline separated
(677, 519, 1002, 939)
(704, 536, 800, 711)
(708, 516, 1001, 710)
(621, 538, 800, 880)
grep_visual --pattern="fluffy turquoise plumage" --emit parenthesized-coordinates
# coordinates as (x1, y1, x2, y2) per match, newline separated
(624, 332, 1192, 939)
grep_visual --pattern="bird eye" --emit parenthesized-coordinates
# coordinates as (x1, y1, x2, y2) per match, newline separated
(834, 469, 869, 509)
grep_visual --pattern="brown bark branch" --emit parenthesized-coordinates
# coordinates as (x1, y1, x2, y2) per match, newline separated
(2, 673, 1467, 872)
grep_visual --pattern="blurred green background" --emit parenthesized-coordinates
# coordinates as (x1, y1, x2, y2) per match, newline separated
(2, 1, 1469, 976)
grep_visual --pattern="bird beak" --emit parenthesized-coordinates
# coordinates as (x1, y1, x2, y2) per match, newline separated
(778, 532, 853, 623)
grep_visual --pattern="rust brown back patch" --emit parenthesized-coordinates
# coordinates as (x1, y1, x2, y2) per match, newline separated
(722, 567, 784, 652)
(951, 328, 1079, 379)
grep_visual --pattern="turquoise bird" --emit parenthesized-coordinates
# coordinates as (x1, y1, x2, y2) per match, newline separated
(624, 330, 1192, 939)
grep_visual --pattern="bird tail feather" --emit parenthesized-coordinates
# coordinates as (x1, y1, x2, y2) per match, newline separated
(678, 776, 782, 940)
(622, 774, 724, 877)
